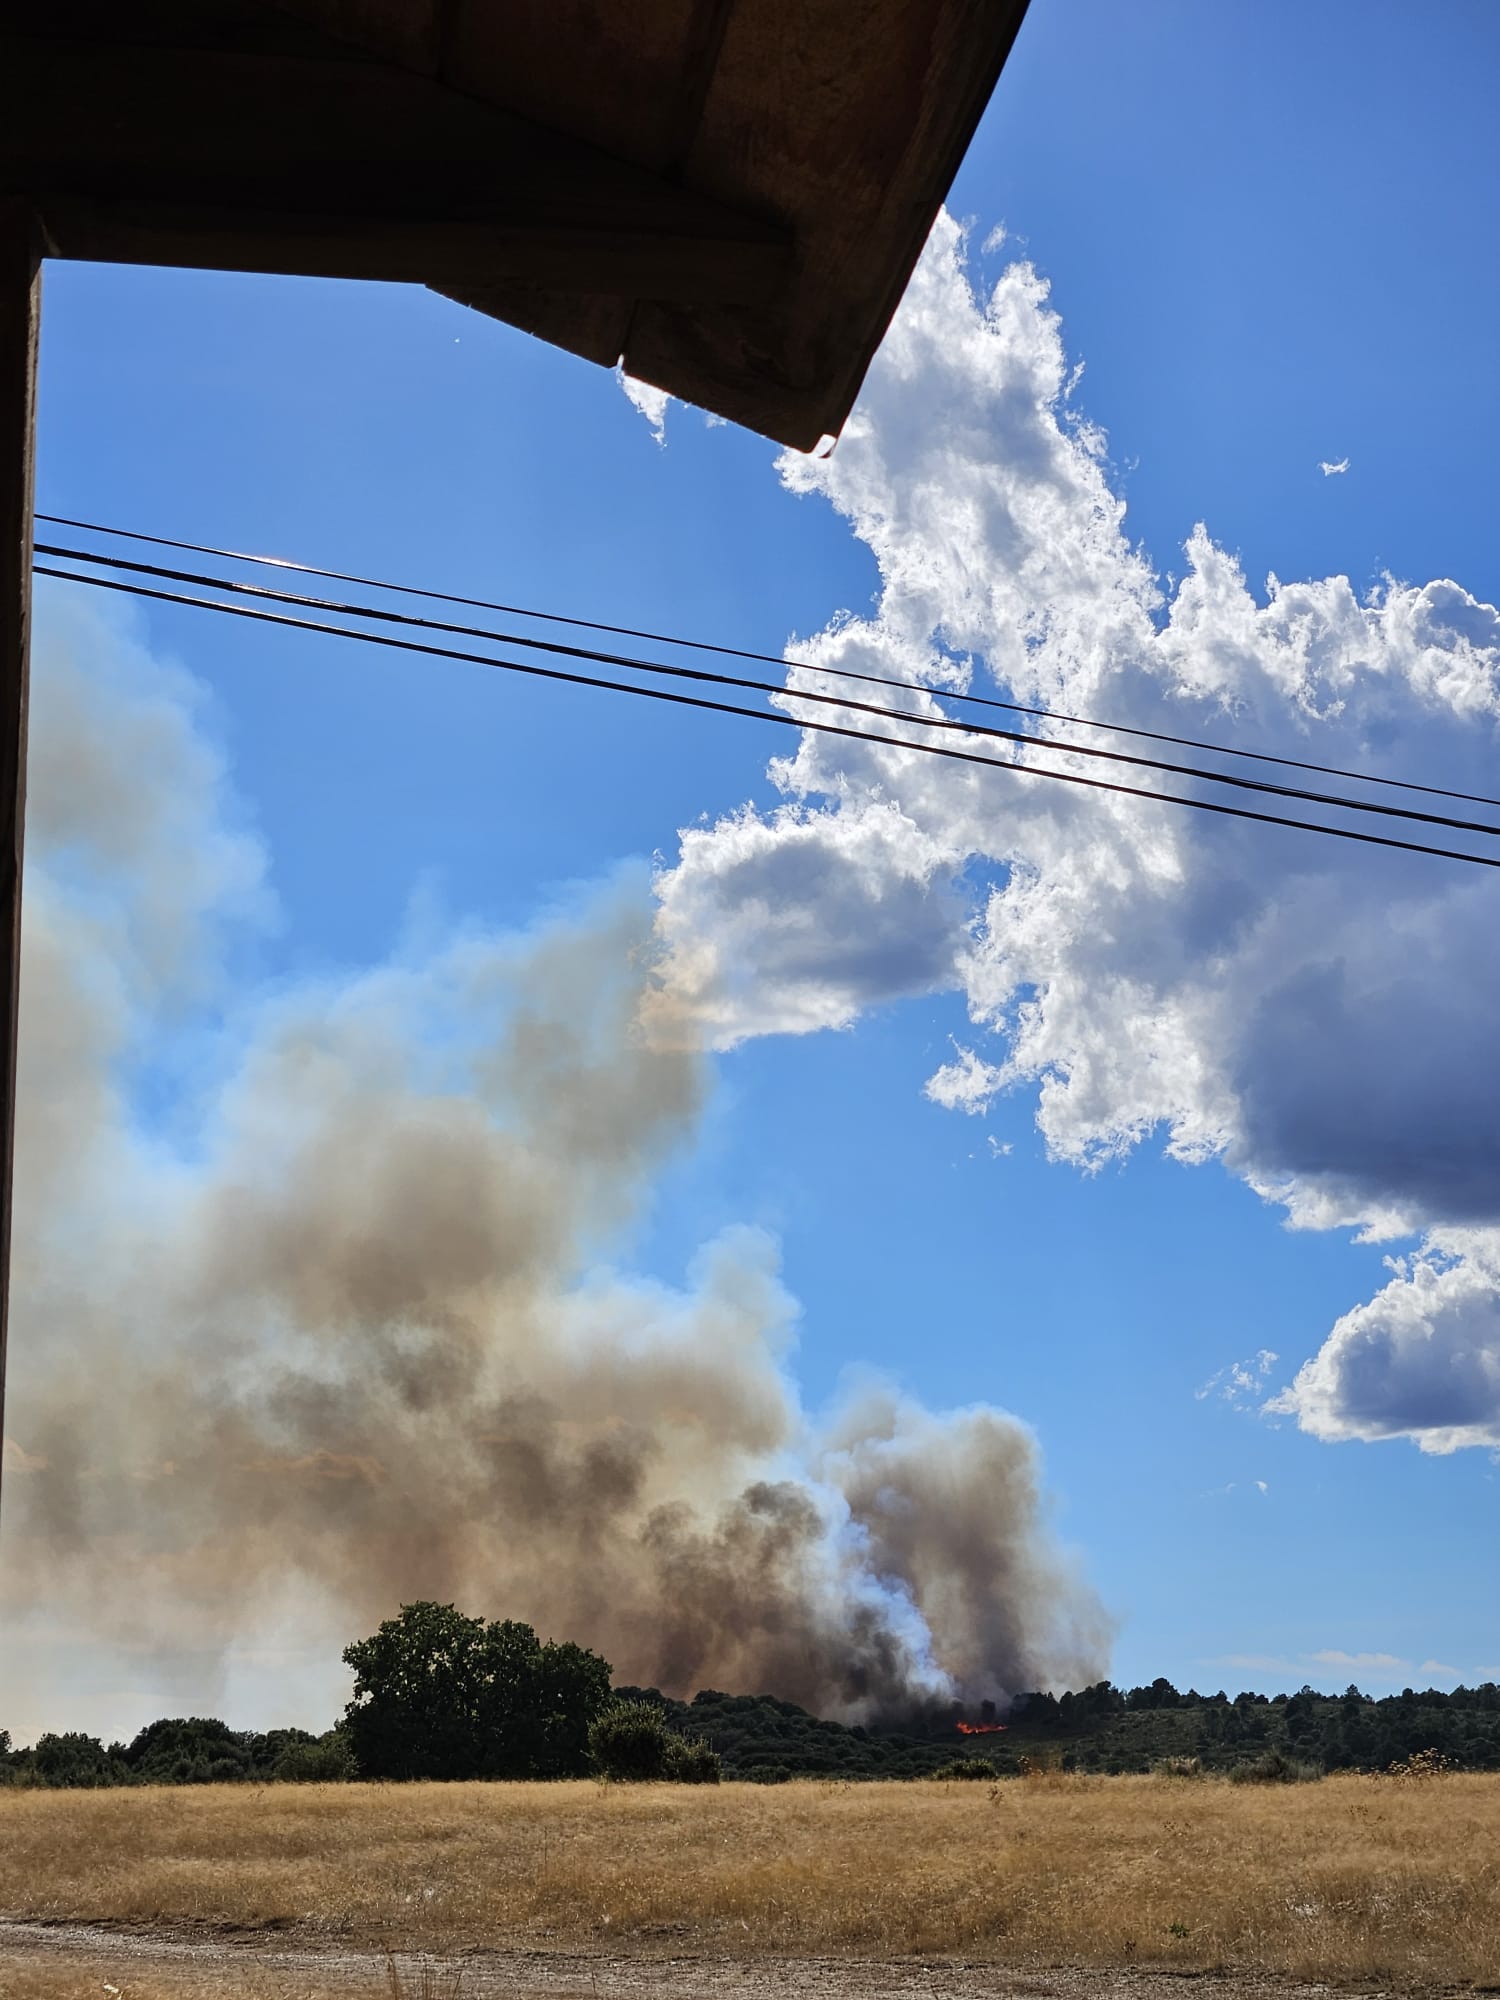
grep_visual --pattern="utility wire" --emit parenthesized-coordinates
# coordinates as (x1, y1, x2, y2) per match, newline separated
(36, 540, 1500, 846)
(35, 563, 1500, 873)
(37, 511, 1500, 816)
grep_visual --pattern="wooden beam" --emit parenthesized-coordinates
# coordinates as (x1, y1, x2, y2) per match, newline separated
(34, 200, 789, 304)
(0, 202, 41, 1528)
(0, 34, 794, 306)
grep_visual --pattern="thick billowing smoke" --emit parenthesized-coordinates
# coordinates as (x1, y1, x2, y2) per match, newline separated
(0, 593, 1107, 1736)
(647, 213, 1500, 1457)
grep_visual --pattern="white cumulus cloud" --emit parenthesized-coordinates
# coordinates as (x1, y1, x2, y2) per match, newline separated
(1319, 456, 1350, 476)
(650, 212, 1500, 1456)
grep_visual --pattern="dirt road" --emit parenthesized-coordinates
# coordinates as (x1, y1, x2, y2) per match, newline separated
(0, 1919, 1412, 2000)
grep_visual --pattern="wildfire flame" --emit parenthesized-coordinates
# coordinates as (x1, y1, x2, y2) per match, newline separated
(955, 1721, 1007, 1735)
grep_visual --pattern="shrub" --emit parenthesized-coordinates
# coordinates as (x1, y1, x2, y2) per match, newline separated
(664, 1734, 722, 1784)
(273, 1730, 358, 1782)
(1228, 1750, 1322, 1785)
(590, 1701, 723, 1783)
(931, 1757, 997, 1780)
(591, 1700, 672, 1781)
(1152, 1756, 1204, 1778)
(742, 1763, 792, 1784)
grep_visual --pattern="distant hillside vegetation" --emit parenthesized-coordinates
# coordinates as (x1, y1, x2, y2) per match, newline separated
(12, 1653, 1500, 1787)
(618, 1678, 1500, 1779)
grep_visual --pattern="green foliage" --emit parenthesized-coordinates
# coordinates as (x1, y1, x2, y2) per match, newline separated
(13, 1650, 1500, 1789)
(931, 1756, 997, 1780)
(664, 1733, 722, 1784)
(589, 1699, 722, 1783)
(271, 1729, 358, 1782)
(30, 1731, 124, 1788)
(651, 1689, 979, 1780)
(981, 1679, 1500, 1778)
(590, 1700, 672, 1781)
(342, 1601, 611, 1781)
(123, 1716, 259, 1785)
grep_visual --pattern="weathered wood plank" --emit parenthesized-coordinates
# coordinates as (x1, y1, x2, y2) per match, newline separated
(0, 202, 41, 1527)
(0, 35, 793, 309)
(39, 197, 792, 305)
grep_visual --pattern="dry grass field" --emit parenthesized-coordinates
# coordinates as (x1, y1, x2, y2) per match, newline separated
(2, 1772, 1499, 1994)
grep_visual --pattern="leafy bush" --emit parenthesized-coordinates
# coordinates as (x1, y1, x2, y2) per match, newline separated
(1152, 1756, 1204, 1778)
(1228, 1750, 1322, 1784)
(931, 1757, 997, 1780)
(591, 1700, 672, 1781)
(664, 1733, 722, 1784)
(743, 1763, 792, 1784)
(273, 1729, 358, 1782)
(590, 1701, 722, 1783)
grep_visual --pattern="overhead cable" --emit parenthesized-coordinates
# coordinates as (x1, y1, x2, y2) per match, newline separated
(37, 511, 1500, 816)
(36, 541, 1500, 846)
(35, 562, 1500, 874)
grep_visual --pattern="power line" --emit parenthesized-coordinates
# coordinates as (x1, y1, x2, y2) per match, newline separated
(36, 540, 1500, 846)
(37, 511, 1500, 816)
(35, 563, 1500, 873)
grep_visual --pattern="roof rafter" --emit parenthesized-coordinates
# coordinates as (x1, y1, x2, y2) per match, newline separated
(0, 31, 795, 306)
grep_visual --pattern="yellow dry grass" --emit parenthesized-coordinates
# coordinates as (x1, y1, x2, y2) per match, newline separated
(0, 1957, 352, 1999)
(2, 1773, 1499, 1988)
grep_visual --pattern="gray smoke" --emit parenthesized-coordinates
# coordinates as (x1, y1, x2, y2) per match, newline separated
(0, 593, 1109, 1731)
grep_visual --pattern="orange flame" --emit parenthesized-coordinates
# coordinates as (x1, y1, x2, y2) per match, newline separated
(955, 1721, 1007, 1735)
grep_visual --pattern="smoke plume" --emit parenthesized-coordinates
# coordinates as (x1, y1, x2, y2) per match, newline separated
(0, 592, 1108, 1736)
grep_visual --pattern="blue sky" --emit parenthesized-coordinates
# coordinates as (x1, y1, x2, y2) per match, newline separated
(6, 0, 1500, 1738)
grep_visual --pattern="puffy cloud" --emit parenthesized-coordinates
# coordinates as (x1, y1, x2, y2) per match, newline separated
(1269, 1239, 1500, 1451)
(651, 213, 1500, 1453)
(651, 798, 965, 1047)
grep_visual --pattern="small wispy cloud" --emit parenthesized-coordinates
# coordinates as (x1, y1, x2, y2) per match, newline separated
(1209, 1653, 1297, 1674)
(1196, 1349, 1278, 1408)
(616, 367, 671, 447)
(1310, 1649, 1408, 1672)
(1319, 456, 1350, 476)
(1205, 1650, 1470, 1686)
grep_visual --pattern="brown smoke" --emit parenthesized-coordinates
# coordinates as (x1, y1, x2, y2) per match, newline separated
(0, 600, 1110, 1732)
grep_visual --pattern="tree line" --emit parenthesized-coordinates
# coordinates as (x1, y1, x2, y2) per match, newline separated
(0, 1603, 720, 1789)
(987, 1677, 1500, 1776)
(7, 1606, 1498, 1788)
